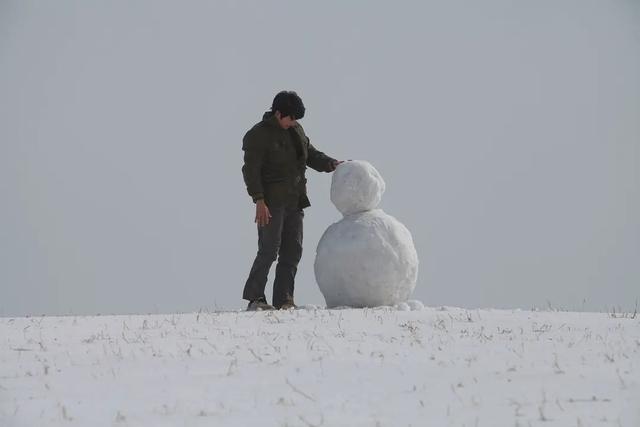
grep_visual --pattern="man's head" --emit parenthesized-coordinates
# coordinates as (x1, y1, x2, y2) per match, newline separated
(271, 91, 305, 129)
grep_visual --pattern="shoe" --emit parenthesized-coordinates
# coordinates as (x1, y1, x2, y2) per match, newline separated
(247, 298, 275, 311)
(277, 301, 297, 310)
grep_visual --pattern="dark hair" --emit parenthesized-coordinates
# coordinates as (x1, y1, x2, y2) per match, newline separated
(271, 91, 305, 120)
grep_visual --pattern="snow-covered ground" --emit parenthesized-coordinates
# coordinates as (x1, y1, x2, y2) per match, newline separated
(1, 306, 638, 426)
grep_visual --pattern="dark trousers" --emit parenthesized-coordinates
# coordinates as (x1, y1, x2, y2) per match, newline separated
(243, 205, 304, 307)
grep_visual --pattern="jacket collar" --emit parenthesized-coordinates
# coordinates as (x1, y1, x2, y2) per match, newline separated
(262, 111, 282, 129)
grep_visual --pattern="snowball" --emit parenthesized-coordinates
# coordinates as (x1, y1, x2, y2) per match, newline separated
(314, 209, 419, 308)
(331, 160, 386, 216)
(406, 300, 425, 311)
(395, 302, 411, 311)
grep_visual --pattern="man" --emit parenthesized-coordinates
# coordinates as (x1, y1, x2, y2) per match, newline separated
(241, 91, 342, 311)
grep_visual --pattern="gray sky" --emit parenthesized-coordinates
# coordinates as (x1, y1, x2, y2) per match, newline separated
(1, 1, 638, 316)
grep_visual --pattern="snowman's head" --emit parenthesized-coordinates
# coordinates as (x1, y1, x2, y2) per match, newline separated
(330, 160, 386, 216)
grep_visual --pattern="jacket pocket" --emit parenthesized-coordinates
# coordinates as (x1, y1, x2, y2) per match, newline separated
(264, 177, 286, 184)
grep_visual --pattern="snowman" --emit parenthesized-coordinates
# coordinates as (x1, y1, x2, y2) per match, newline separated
(314, 160, 419, 308)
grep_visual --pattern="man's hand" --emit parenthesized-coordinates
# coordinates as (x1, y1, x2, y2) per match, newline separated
(328, 160, 345, 172)
(255, 199, 272, 227)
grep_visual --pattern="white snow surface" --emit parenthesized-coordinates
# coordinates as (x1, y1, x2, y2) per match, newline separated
(1, 306, 639, 426)
(330, 160, 385, 216)
(315, 209, 419, 308)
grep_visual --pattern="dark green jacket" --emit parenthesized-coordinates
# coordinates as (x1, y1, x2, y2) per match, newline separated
(242, 112, 336, 209)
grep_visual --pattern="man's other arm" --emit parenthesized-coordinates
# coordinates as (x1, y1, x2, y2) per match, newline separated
(241, 130, 266, 202)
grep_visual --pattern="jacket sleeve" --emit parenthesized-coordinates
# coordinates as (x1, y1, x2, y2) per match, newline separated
(241, 129, 266, 202)
(306, 137, 337, 172)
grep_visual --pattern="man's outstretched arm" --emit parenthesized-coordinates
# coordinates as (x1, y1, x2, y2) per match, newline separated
(306, 138, 342, 172)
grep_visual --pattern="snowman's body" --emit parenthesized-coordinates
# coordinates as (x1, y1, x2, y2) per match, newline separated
(314, 161, 419, 308)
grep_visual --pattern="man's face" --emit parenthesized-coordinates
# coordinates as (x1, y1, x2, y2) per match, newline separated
(275, 111, 297, 129)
